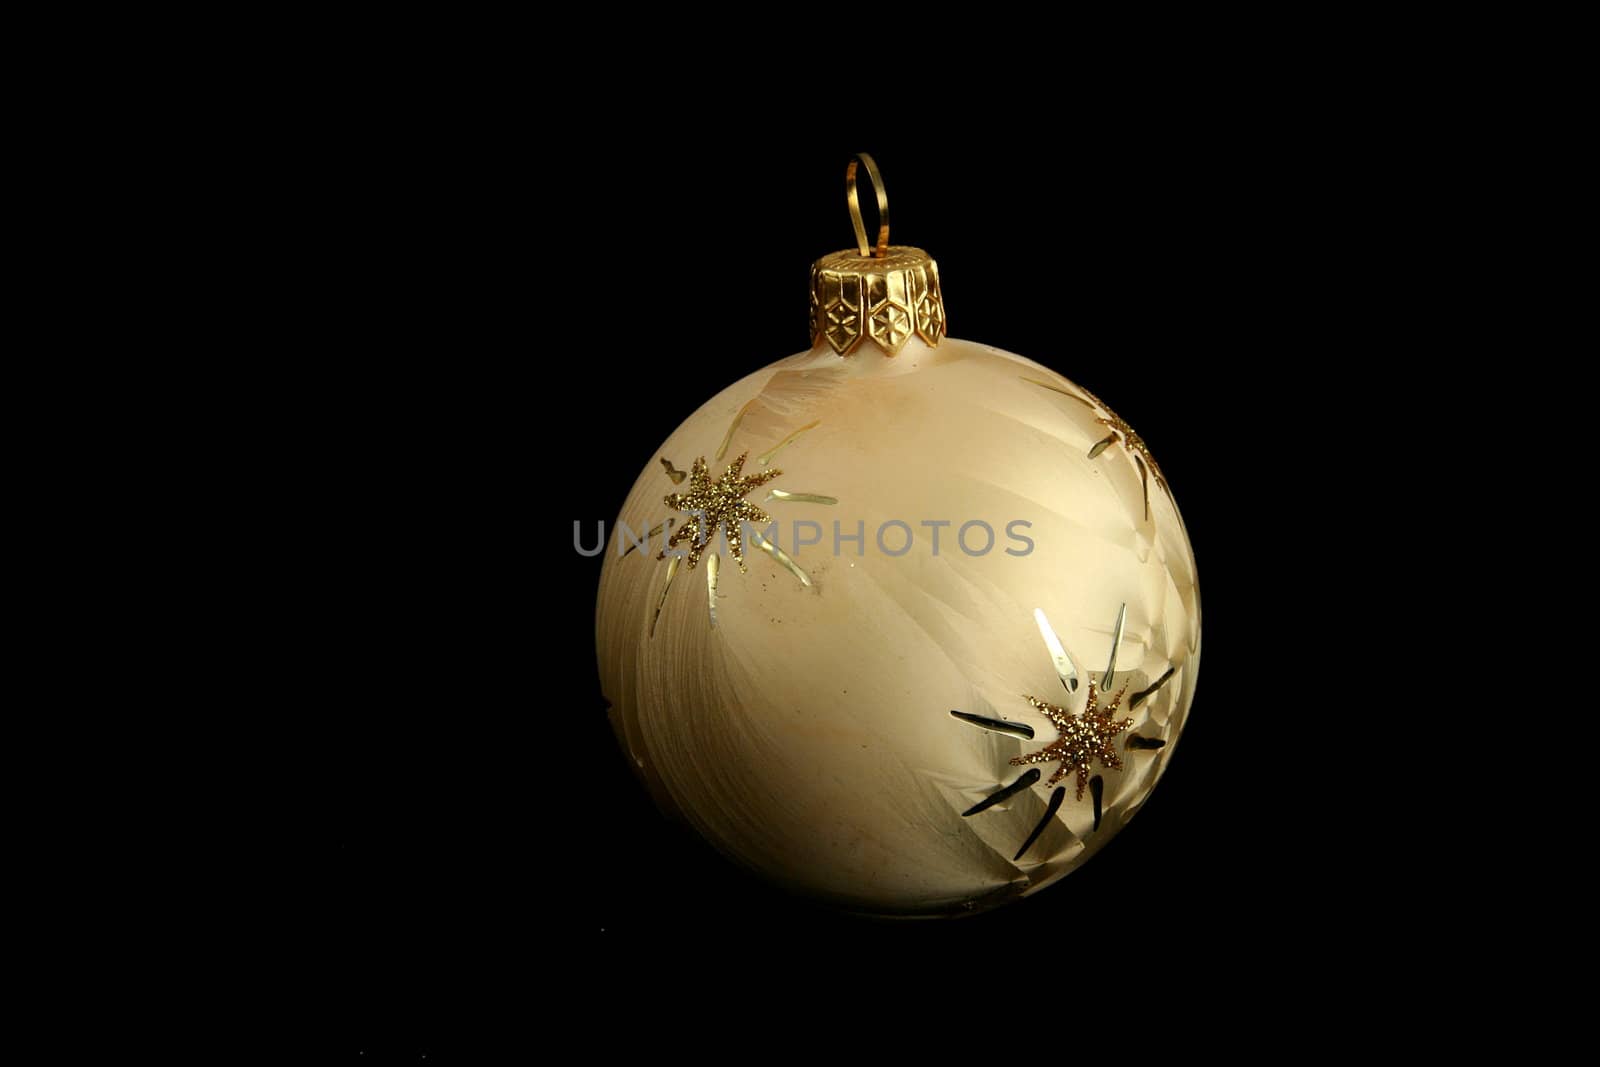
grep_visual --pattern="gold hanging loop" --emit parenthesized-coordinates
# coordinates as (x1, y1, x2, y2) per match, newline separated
(846, 153, 890, 258)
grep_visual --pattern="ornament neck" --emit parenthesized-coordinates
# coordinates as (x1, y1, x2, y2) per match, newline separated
(807, 245, 946, 359)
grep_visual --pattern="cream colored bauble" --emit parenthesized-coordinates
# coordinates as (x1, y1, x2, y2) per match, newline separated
(595, 163, 1199, 917)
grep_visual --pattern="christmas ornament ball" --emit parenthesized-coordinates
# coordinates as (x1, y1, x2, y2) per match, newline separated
(596, 204, 1199, 917)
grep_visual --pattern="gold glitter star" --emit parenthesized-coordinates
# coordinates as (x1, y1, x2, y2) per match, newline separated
(1082, 388, 1167, 521)
(1010, 680, 1134, 799)
(659, 452, 782, 572)
(1020, 377, 1169, 521)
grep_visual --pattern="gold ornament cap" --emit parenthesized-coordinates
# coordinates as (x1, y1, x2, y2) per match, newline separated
(808, 155, 946, 357)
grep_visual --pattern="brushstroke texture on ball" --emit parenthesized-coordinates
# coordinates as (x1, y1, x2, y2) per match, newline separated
(596, 337, 1200, 916)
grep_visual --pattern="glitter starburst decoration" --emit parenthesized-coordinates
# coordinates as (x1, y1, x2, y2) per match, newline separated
(1010, 680, 1134, 799)
(1082, 389, 1167, 521)
(1021, 376, 1169, 521)
(659, 452, 782, 571)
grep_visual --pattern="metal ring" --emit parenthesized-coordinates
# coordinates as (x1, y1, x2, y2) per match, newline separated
(846, 153, 889, 258)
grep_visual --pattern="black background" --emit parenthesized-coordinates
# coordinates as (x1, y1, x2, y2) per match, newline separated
(299, 131, 1363, 1056)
